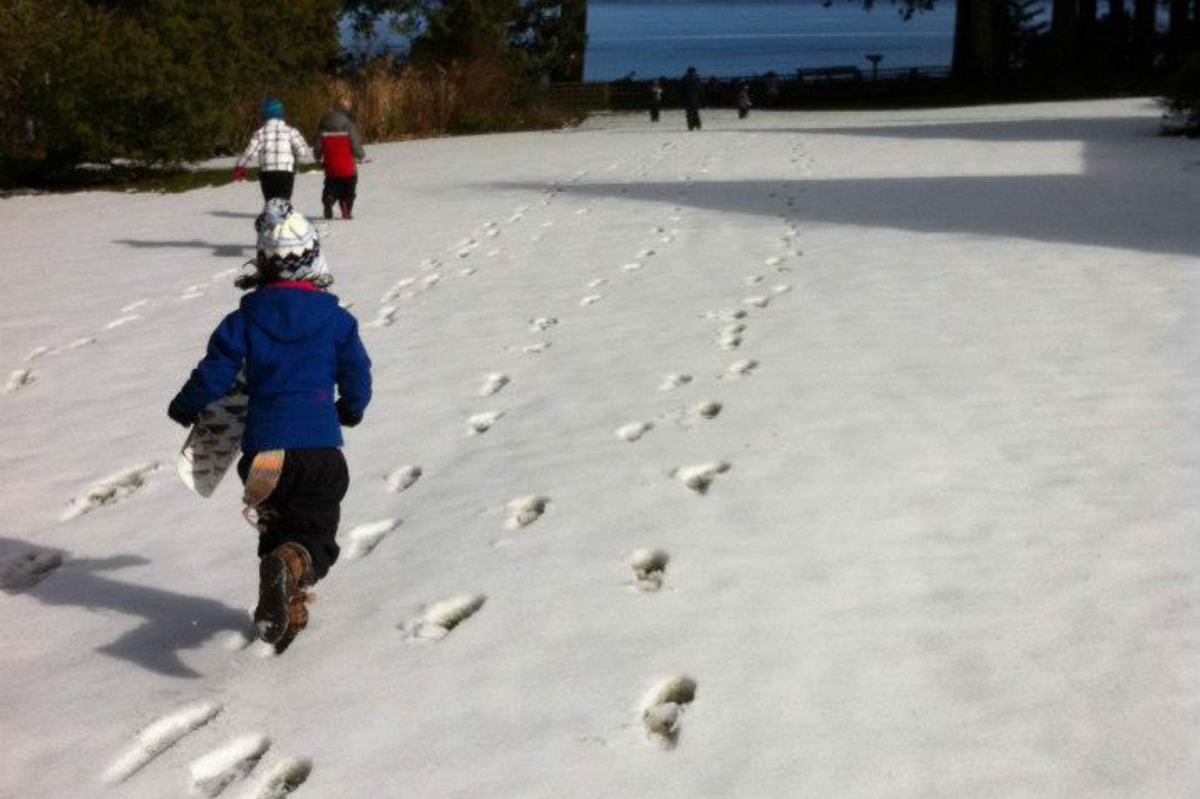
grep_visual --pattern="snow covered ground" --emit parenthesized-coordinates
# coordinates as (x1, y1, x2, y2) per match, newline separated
(2, 98, 1198, 798)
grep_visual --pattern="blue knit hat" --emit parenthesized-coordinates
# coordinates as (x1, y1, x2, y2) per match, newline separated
(260, 97, 284, 120)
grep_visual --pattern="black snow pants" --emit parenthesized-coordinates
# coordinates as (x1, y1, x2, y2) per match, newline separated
(238, 448, 349, 580)
(259, 170, 296, 202)
(322, 175, 358, 217)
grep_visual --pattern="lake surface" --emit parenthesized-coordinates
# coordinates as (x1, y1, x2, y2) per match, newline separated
(584, 0, 956, 81)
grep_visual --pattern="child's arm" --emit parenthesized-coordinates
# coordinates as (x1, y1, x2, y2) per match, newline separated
(235, 128, 263, 169)
(290, 126, 314, 164)
(334, 316, 372, 427)
(167, 313, 248, 426)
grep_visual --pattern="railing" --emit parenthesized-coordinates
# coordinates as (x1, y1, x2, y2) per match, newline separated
(543, 66, 954, 112)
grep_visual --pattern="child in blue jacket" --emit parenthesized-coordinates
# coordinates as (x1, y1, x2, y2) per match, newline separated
(168, 198, 372, 651)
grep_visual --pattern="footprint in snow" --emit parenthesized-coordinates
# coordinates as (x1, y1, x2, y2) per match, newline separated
(121, 299, 150, 313)
(704, 309, 748, 323)
(579, 294, 603, 307)
(725, 359, 758, 378)
(523, 342, 551, 355)
(0, 548, 64, 593)
(486, 249, 502, 258)
(418, 257, 441, 271)
(764, 256, 783, 267)
(65, 337, 97, 350)
(620, 262, 643, 272)
(743, 275, 764, 286)
(630, 549, 669, 592)
(479, 373, 510, 397)
(369, 306, 400, 328)
(104, 314, 141, 329)
(637, 249, 656, 258)
(342, 518, 401, 560)
(5, 369, 37, 394)
(189, 733, 270, 798)
(505, 495, 549, 529)
(673, 461, 731, 495)
(587, 278, 609, 289)
(467, 411, 503, 436)
(640, 674, 698, 749)
(181, 285, 208, 300)
(743, 295, 770, 309)
(657, 373, 693, 392)
(529, 317, 558, 333)
(615, 421, 653, 442)
(24, 345, 53, 362)
(773, 283, 793, 295)
(402, 593, 487, 641)
(103, 701, 223, 784)
(717, 326, 743, 351)
(385, 465, 422, 493)
(242, 757, 312, 799)
(459, 266, 478, 277)
(381, 278, 416, 303)
(691, 400, 723, 421)
(61, 462, 160, 521)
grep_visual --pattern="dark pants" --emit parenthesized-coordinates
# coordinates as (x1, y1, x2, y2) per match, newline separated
(650, 103, 661, 122)
(738, 107, 749, 119)
(259, 170, 295, 202)
(238, 448, 349, 580)
(685, 106, 702, 131)
(322, 175, 358, 218)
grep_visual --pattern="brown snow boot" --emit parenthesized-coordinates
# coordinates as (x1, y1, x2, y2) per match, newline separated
(255, 542, 314, 646)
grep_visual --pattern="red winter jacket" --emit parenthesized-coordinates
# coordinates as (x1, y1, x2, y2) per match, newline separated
(320, 132, 356, 178)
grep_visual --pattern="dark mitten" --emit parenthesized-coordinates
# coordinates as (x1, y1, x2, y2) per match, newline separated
(336, 397, 363, 427)
(167, 399, 198, 428)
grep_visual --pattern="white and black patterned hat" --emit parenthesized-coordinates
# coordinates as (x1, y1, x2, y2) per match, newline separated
(251, 199, 332, 286)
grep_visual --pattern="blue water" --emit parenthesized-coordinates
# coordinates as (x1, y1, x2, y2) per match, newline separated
(584, 0, 956, 81)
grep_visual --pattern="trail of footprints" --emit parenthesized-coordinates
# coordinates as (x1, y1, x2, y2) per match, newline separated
(103, 701, 311, 797)
(83, 143, 796, 790)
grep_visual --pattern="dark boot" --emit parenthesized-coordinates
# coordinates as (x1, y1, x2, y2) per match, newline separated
(255, 542, 314, 646)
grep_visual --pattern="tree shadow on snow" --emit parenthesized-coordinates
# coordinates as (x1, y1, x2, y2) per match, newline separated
(1, 538, 248, 679)
(112, 238, 251, 258)
(491, 114, 1200, 257)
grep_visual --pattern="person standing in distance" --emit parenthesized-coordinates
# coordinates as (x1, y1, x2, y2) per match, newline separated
(682, 67, 703, 131)
(234, 98, 313, 202)
(314, 93, 367, 220)
(649, 80, 664, 123)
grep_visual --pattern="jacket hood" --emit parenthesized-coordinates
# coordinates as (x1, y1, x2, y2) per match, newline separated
(240, 286, 340, 343)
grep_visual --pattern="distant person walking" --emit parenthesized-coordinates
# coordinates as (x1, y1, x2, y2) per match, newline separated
(649, 80, 663, 123)
(234, 98, 313, 202)
(763, 72, 780, 108)
(737, 83, 752, 119)
(315, 93, 367, 220)
(682, 67, 703, 131)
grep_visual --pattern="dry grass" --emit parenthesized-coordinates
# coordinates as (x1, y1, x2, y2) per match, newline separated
(282, 53, 578, 144)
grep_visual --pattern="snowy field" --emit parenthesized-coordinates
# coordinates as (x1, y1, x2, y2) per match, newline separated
(2, 98, 1198, 798)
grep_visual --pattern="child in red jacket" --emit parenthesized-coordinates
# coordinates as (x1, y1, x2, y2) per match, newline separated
(314, 94, 366, 220)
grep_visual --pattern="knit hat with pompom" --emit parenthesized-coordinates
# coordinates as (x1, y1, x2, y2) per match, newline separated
(237, 199, 332, 290)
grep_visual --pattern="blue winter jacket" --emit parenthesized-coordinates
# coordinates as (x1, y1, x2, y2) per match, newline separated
(171, 285, 372, 453)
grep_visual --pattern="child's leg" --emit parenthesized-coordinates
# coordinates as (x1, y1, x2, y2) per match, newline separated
(322, 179, 336, 219)
(343, 175, 358, 218)
(250, 449, 349, 580)
(239, 449, 349, 646)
